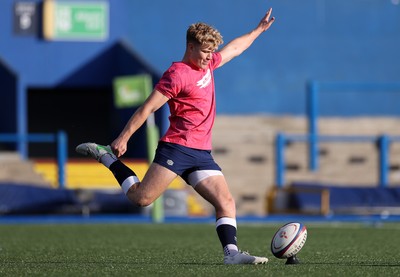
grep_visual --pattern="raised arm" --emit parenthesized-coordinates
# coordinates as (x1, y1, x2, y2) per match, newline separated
(218, 8, 275, 67)
(111, 90, 169, 157)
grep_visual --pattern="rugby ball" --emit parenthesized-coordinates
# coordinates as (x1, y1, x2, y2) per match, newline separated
(271, 222, 307, 259)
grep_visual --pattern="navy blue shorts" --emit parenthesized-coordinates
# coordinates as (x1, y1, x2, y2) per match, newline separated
(153, 142, 222, 184)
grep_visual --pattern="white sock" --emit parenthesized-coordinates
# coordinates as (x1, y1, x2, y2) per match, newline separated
(100, 153, 118, 168)
(216, 217, 239, 257)
(224, 244, 239, 256)
(121, 176, 140, 194)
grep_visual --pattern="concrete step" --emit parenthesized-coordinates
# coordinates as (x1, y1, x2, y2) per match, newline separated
(0, 152, 51, 186)
(212, 116, 400, 215)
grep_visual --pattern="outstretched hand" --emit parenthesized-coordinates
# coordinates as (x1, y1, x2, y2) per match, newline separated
(258, 8, 275, 32)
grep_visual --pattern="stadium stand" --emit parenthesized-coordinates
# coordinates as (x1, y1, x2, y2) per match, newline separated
(1, 1, 400, 218)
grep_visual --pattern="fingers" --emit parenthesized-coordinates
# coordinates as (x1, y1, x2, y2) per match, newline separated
(114, 149, 121, 158)
(115, 147, 125, 157)
(269, 16, 276, 24)
(114, 149, 124, 158)
(111, 142, 125, 157)
(266, 7, 272, 21)
(263, 7, 275, 28)
(265, 7, 274, 22)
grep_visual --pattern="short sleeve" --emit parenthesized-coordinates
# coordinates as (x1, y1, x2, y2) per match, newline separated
(154, 69, 182, 99)
(210, 52, 222, 70)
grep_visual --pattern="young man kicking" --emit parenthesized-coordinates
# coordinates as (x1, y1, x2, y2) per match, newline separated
(76, 8, 275, 265)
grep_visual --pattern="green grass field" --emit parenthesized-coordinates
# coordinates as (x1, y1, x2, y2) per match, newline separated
(1, 222, 400, 276)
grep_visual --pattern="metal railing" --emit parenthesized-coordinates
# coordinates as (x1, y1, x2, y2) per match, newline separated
(307, 81, 400, 171)
(275, 133, 400, 188)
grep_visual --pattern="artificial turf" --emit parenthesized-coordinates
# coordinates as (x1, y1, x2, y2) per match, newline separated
(1, 222, 399, 276)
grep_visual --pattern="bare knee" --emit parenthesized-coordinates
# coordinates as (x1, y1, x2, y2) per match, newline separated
(135, 197, 154, 207)
(126, 190, 154, 207)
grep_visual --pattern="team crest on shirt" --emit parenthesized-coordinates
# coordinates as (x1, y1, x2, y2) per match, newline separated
(196, 69, 211, 88)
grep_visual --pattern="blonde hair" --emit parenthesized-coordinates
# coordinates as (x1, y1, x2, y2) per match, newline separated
(186, 22, 223, 49)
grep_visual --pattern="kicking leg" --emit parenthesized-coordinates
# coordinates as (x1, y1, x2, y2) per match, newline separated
(76, 142, 177, 207)
(125, 162, 177, 206)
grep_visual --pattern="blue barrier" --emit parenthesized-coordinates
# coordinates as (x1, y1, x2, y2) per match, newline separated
(307, 81, 400, 171)
(275, 133, 400, 188)
(0, 131, 67, 188)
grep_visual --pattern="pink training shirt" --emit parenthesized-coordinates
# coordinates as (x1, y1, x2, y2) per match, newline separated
(155, 52, 222, 150)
